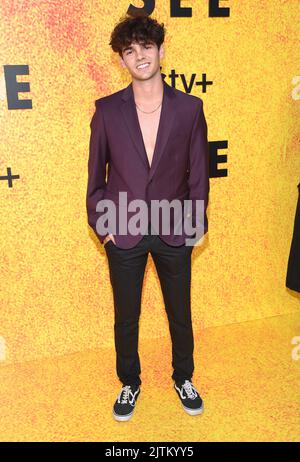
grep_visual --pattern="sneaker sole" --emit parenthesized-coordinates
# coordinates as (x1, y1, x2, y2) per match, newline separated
(113, 409, 135, 421)
(181, 401, 204, 416)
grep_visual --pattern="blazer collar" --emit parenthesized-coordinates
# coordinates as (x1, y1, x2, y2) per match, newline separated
(121, 77, 177, 182)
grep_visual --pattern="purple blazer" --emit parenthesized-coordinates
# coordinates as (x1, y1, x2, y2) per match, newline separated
(86, 77, 210, 249)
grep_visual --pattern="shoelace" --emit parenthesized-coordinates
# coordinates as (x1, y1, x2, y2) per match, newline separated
(117, 385, 136, 405)
(181, 380, 198, 400)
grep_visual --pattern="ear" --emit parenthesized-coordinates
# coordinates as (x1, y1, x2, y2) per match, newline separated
(120, 57, 126, 68)
(159, 44, 164, 60)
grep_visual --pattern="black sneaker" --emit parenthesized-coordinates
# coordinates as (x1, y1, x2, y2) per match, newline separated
(174, 380, 204, 415)
(113, 384, 141, 421)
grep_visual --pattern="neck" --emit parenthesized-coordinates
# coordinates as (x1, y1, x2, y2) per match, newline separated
(132, 73, 164, 104)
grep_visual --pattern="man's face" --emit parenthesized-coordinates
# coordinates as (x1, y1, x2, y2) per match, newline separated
(120, 40, 164, 81)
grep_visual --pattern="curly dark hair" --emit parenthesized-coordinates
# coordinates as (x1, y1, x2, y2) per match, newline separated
(109, 14, 166, 58)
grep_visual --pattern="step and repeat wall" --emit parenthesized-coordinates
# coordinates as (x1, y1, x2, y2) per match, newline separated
(0, 1, 299, 364)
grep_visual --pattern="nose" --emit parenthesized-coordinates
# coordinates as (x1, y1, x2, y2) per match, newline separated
(136, 46, 145, 61)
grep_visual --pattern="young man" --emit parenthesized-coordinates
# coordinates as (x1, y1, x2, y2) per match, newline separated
(86, 14, 210, 421)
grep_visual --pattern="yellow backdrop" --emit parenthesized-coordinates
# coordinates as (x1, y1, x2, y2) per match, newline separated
(0, 0, 299, 366)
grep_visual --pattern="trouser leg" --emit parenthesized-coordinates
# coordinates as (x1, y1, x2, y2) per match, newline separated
(151, 238, 194, 384)
(105, 239, 149, 387)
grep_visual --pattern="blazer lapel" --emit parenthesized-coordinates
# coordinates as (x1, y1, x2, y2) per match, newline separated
(120, 78, 177, 183)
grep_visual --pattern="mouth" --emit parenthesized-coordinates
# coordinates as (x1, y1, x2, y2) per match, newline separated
(136, 62, 150, 70)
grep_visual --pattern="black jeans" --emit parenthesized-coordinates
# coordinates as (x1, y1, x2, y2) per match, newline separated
(104, 223, 194, 387)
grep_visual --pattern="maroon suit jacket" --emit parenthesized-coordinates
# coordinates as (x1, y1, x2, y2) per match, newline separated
(86, 76, 210, 249)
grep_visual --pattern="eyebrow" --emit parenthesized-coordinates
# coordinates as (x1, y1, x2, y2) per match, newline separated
(122, 42, 152, 53)
(123, 46, 133, 53)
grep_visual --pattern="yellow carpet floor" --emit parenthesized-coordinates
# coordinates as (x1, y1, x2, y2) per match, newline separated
(0, 311, 299, 442)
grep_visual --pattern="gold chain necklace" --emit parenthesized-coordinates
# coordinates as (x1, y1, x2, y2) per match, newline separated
(135, 100, 162, 114)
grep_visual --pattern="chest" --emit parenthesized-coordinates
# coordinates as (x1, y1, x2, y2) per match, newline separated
(136, 107, 162, 168)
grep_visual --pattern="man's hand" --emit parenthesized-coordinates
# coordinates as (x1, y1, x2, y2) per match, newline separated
(103, 233, 116, 246)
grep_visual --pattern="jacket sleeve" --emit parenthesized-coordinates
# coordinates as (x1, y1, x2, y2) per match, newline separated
(187, 99, 210, 239)
(86, 100, 110, 244)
